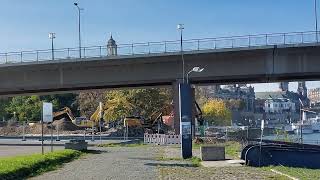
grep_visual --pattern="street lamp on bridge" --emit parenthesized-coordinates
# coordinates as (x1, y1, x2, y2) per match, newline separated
(49, 32, 56, 61)
(74, 2, 83, 58)
(315, 0, 319, 42)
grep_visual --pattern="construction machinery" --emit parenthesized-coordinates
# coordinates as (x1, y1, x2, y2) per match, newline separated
(53, 107, 76, 122)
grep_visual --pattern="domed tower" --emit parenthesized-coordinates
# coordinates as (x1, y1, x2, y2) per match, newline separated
(107, 34, 117, 56)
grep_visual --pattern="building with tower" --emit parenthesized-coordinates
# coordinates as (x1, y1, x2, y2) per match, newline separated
(107, 34, 117, 56)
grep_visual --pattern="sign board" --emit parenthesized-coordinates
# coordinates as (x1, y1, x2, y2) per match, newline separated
(42, 102, 53, 123)
(261, 119, 265, 130)
(181, 121, 191, 135)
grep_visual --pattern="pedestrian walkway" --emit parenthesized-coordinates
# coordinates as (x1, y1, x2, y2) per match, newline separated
(30, 146, 158, 180)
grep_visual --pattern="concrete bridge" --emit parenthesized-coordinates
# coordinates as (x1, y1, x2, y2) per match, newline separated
(0, 43, 320, 95)
(1, 31, 320, 135)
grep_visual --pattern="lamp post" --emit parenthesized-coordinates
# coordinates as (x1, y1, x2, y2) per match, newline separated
(177, 24, 185, 83)
(186, 66, 204, 84)
(49, 33, 55, 60)
(74, 2, 82, 58)
(315, 0, 319, 42)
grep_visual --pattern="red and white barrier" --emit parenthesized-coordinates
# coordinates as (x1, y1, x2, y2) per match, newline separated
(144, 133, 181, 145)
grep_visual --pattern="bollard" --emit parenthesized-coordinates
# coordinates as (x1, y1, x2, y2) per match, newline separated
(51, 123, 53, 152)
(91, 123, 95, 141)
(56, 123, 60, 141)
(22, 121, 26, 141)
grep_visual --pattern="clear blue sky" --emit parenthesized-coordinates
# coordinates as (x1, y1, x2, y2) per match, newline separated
(0, 0, 319, 92)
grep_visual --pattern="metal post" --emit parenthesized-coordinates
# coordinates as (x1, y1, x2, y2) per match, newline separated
(131, 44, 134, 55)
(74, 3, 82, 58)
(20, 52, 23, 62)
(197, 40, 200, 50)
(283, 33, 286, 44)
(148, 42, 150, 54)
(164, 41, 167, 53)
(91, 122, 95, 141)
(99, 46, 102, 57)
(36, 51, 39, 61)
(316, 0, 319, 42)
(51, 37, 54, 60)
(22, 121, 26, 141)
(56, 123, 60, 141)
(225, 127, 228, 142)
(249, 35, 251, 47)
(51, 123, 53, 152)
(67, 48, 70, 58)
(83, 47, 86, 58)
(265, 34, 268, 45)
(5, 53, 7, 63)
(41, 105, 44, 155)
(180, 28, 185, 83)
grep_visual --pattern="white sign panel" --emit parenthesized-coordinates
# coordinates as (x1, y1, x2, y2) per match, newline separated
(261, 119, 265, 130)
(42, 102, 53, 123)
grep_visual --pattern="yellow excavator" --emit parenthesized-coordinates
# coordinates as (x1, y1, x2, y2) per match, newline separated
(53, 107, 75, 122)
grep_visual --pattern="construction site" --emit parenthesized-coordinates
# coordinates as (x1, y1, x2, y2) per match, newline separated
(0, 101, 203, 138)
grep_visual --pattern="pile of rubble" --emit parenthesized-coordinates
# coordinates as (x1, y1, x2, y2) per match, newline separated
(52, 118, 81, 131)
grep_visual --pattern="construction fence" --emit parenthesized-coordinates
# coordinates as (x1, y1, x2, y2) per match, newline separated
(144, 133, 181, 145)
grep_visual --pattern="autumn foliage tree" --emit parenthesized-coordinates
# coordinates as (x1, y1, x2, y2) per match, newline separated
(202, 99, 232, 126)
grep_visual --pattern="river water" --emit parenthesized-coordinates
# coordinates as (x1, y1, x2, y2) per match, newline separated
(264, 133, 320, 145)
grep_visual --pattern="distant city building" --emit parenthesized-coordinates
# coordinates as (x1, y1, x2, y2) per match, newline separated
(297, 81, 308, 98)
(107, 34, 117, 56)
(211, 84, 255, 112)
(279, 82, 289, 92)
(308, 88, 320, 106)
(264, 98, 295, 113)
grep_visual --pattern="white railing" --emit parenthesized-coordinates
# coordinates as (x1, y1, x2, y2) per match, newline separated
(144, 133, 181, 145)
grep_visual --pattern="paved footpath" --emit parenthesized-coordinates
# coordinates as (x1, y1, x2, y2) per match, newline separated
(30, 147, 159, 180)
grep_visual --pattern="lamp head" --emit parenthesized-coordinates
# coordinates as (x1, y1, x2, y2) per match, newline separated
(192, 66, 204, 72)
(177, 24, 184, 30)
(74, 2, 78, 6)
(49, 32, 56, 39)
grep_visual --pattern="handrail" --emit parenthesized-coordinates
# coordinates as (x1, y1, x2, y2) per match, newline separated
(0, 30, 319, 64)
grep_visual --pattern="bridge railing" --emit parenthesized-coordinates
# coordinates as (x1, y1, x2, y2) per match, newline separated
(0, 31, 319, 64)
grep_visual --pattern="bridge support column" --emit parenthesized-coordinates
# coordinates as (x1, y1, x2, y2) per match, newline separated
(172, 81, 192, 159)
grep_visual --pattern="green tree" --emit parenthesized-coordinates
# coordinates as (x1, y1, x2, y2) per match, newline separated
(202, 99, 232, 126)
(5, 96, 42, 122)
(0, 98, 10, 120)
(76, 90, 105, 119)
(103, 88, 172, 122)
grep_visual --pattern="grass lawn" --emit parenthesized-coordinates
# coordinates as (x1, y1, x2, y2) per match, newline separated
(97, 140, 148, 147)
(0, 149, 82, 180)
(263, 166, 320, 180)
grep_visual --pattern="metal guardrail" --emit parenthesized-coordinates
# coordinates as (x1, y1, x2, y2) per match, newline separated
(0, 31, 319, 64)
